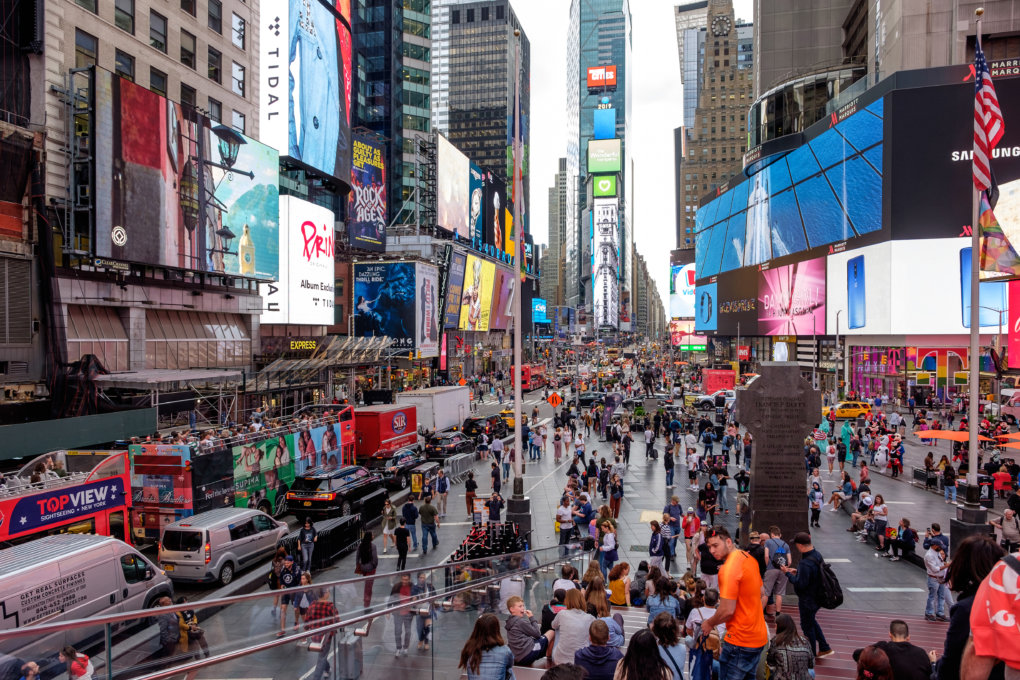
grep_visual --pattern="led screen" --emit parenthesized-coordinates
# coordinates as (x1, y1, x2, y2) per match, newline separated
(348, 136, 386, 251)
(588, 139, 622, 173)
(670, 263, 696, 318)
(593, 108, 616, 140)
(592, 198, 619, 329)
(437, 135, 471, 238)
(416, 264, 440, 358)
(484, 175, 508, 249)
(94, 71, 279, 279)
(489, 267, 515, 330)
(468, 163, 485, 241)
(458, 255, 495, 331)
(443, 251, 467, 329)
(353, 262, 416, 350)
(757, 256, 826, 335)
(593, 175, 617, 197)
(260, 0, 353, 182)
(533, 298, 549, 323)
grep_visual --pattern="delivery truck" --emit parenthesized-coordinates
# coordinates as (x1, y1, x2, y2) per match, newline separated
(395, 385, 471, 436)
(353, 404, 420, 459)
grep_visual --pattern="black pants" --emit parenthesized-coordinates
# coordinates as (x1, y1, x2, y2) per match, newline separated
(888, 539, 913, 557)
(397, 547, 408, 571)
(800, 605, 830, 655)
(810, 507, 821, 525)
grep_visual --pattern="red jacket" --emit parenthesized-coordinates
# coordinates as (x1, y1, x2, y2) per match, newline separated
(682, 515, 700, 538)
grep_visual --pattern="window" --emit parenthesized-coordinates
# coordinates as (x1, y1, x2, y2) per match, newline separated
(208, 0, 222, 32)
(115, 0, 134, 33)
(252, 515, 274, 532)
(481, 6, 488, 20)
(452, 9, 459, 23)
(467, 8, 474, 21)
(150, 11, 168, 52)
(181, 0, 196, 16)
(114, 50, 135, 81)
(181, 83, 196, 109)
(75, 29, 98, 68)
(208, 97, 222, 122)
(120, 555, 149, 583)
(150, 67, 167, 96)
(496, 5, 504, 19)
(181, 30, 196, 68)
(231, 13, 245, 49)
(231, 62, 245, 97)
(208, 47, 222, 83)
(231, 110, 245, 133)
(228, 520, 255, 540)
(75, 0, 96, 12)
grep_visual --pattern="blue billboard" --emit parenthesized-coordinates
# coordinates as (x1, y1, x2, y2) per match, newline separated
(593, 108, 616, 140)
(532, 298, 549, 323)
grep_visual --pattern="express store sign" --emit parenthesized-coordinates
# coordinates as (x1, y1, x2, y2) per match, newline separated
(1, 478, 126, 535)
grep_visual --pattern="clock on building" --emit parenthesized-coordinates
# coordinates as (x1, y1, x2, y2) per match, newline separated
(711, 14, 732, 36)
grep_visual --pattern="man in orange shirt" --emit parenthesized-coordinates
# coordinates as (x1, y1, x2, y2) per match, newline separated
(699, 527, 768, 680)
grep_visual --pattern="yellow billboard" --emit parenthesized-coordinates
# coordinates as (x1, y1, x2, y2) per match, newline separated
(459, 254, 495, 331)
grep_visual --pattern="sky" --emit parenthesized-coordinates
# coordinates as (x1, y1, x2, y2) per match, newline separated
(514, 0, 753, 312)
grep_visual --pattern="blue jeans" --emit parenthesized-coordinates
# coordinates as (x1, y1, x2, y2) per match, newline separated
(407, 524, 418, 549)
(312, 634, 332, 679)
(421, 524, 438, 552)
(799, 605, 830, 656)
(301, 543, 314, 572)
(945, 484, 957, 502)
(717, 486, 728, 511)
(691, 645, 714, 680)
(666, 468, 674, 486)
(719, 641, 766, 680)
(926, 576, 952, 617)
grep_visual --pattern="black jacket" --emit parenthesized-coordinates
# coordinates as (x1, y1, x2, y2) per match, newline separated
(786, 548, 823, 610)
(935, 594, 1004, 680)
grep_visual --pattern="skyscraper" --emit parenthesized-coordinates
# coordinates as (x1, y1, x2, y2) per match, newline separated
(542, 158, 568, 308)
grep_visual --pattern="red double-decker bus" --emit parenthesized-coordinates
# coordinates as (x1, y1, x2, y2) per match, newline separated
(513, 364, 548, 391)
(0, 450, 131, 545)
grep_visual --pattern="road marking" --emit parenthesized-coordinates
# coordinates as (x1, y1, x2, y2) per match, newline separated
(826, 558, 852, 563)
(846, 587, 925, 593)
(525, 458, 572, 495)
(885, 501, 916, 504)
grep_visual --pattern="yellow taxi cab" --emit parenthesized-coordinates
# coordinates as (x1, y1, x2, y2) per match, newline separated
(825, 401, 872, 419)
(498, 408, 516, 428)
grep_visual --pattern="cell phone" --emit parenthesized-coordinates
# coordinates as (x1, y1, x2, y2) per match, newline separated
(847, 255, 866, 329)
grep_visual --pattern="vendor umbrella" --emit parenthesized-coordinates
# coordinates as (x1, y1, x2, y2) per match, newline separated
(996, 441, 1020, 450)
(914, 430, 993, 442)
(996, 432, 1020, 440)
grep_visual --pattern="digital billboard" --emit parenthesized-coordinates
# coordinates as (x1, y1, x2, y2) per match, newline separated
(459, 255, 495, 331)
(484, 175, 508, 249)
(670, 263, 696, 318)
(533, 298, 548, 323)
(437, 134, 471, 238)
(416, 263, 440, 358)
(260, 196, 335, 325)
(757, 256, 826, 335)
(592, 198, 619, 329)
(444, 251, 467, 329)
(489, 267, 515, 330)
(588, 139, 622, 174)
(353, 262, 416, 350)
(825, 241, 892, 335)
(468, 163, 485, 241)
(260, 0, 353, 182)
(94, 71, 279, 280)
(586, 65, 617, 88)
(593, 108, 616, 140)
(349, 136, 386, 251)
(593, 175, 617, 197)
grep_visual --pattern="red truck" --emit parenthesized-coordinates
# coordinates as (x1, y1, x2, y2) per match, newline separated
(353, 404, 420, 459)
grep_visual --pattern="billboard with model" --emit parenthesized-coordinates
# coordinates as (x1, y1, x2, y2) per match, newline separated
(437, 135, 471, 238)
(416, 263, 440, 358)
(444, 251, 468, 329)
(260, 196, 336, 325)
(349, 136, 387, 251)
(489, 266, 515, 330)
(353, 262, 416, 350)
(484, 174, 508, 249)
(670, 263, 696, 318)
(592, 198, 619, 329)
(260, 0, 353, 183)
(458, 255, 495, 331)
(94, 71, 279, 280)
(468, 162, 485, 241)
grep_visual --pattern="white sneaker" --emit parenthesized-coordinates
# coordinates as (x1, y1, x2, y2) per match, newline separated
(382, 548, 388, 554)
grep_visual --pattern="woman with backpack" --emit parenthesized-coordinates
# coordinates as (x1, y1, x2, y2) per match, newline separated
(663, 447, 675, 488)
(685, 586, 721, 680)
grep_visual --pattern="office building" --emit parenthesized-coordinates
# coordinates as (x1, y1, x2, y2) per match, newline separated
(542, 158, 568, 308)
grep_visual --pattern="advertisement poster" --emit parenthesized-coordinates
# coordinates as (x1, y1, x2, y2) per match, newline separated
(484, 175, 508, 249)
(695, 282, 717, 332)
(349, 136, 387, 251)
(444, 252, 468, 329)
(1010, 280, 1020, 369)
(260, 196, 335, 325)
(757, 257, 826, 335)
(294, 425, 342, 474)
(416, 263, 440, 358)
(353, 262, 416, 349)
(593, 175, 617, 197)
(259, 0, 352, 182)
(468, 162, 485, 242)
(588, 139, 622, 173)
(459, 255, 495, 331)
(95, 72, 279, 279)
(489, 267, 515, 330)
(437, 135, 471, 238)
(532, 298, 548, 323)
(669, 320, 684, 346)
(593, 108, 617, 140)
(231, 436, 294, 515)
(671, 264, 696, 318)
(592, 198, 619, 329)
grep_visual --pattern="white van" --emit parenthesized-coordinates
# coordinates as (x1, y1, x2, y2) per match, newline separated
(0, 534, 173, 660)
(159, 507, 288, 585)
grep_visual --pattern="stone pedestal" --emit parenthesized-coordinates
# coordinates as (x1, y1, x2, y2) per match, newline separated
(506, 494, 532, 540)
(950, 484, 992, 555)
(736, 362, 822, 546)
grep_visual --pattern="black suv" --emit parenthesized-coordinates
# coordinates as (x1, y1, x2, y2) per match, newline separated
(286, 465, 387, 518)
(578, 391, 606, 407)
(424, 432, 476, 460)
(362, 447, 425, 490)
(462, 414, 508, 439)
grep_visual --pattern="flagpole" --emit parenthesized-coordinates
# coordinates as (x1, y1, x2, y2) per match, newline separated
(966, 7, 984, 511)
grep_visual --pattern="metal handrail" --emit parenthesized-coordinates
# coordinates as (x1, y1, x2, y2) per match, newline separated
(0, 542, 576, 640)
(130, 542, 587, 680)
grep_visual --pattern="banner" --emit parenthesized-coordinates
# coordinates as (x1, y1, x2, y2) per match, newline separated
(469, 162, 485, 242)
(437, 135, 470, 238)
(353, 262, 416, 349)
(444, 252, 468, 329)
(349, 137, 387, 251)
(757, 256, 826, 335)
(592, 198, 620, 329)
(416, 263, 440, 358)
(459, 255, 495, 331)
(489, 267, 515, 330)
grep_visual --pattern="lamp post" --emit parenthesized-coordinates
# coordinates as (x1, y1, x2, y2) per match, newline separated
(835, 310, 843, 400)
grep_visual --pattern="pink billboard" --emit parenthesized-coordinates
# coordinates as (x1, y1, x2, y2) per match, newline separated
(757, 257, 826, 335)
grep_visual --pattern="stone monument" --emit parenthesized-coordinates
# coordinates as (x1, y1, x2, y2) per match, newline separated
(736, 362, 821, 544)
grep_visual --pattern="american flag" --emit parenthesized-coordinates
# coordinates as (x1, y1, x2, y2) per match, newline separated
(974, 36, 1005, 192)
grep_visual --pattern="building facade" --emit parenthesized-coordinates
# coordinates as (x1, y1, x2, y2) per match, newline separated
(541, 158, 568, 308)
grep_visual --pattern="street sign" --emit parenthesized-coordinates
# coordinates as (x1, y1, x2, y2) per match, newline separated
(547, 393, 563, 408)
(458, 378, 467, 386)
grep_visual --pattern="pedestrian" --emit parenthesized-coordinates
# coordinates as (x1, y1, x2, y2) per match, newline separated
(486, 491, 504, 522)
(762, 525, 791, 617)
(808, 482, 824, 528)
(395, 518, 411, 570)
(59, 646, 94, 680)
(175, 596, 210, 659)
(269, 545, 287, 614)
(551, 589, 597, 665)
(490, 461, 502, 494)
(659, 514, 675, 574)
(354, 532, 378, 608)
(380, 500, 397, 554)
(663, 446, 675, 488)
(852, 620, 932, 680)
(648, 520, 665, 570)
(685, 585, 720, 680)
(491, 435, 505, 468)
(682, 506, 701, 566)
(459, 613, 515, 680)
(554, 427, 565, 462)
(17, 661, 40, 680)
(699, 481, 718, 526)
(574, 431, 586, 463)
(505, 595, 555, 666)
(304, 588, 339, 679)
(599, 520, 618, 577)
(464, 470, 479, 519)
(435, 468, 450, 517)
(991, 508, 1020, 552)
(573, 620, 623, 680)
(651, 610, 687, 680)
(557, 495, 577, 554)
(699, 527, 769, 680)
(298, 517, 318, 571)
(277, 555, 303, 637)
(615, 628, 672, 680)
(881, 517, 917, 561)
(608, 474, 623, 519)
(781, 532, 835, 658)
(390, 572, 414, 656)
(856, 646, 894, 680)
(419, 495, 440, 555)
(764, 613, 814, 680)
(716, 464, 730, 514)
(401, 497, 420, 551)
(412, 572, 436, 650)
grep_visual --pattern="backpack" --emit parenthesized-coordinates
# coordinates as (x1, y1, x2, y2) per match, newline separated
(769, 540, 790, 568)
(808, 555, 844, 609)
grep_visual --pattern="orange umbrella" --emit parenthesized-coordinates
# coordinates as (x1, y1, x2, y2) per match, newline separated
(997, 441, 1020, 450)
(913, 430, 993, 442)
(997, 432, 1020, 440)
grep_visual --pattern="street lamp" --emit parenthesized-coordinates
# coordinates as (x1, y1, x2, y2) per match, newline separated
(835, 310, 843, 400)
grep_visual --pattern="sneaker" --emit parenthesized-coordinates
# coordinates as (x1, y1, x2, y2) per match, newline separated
(889, 556, 900, 562)
(829, 507, 838, 512)
(395, 649, 401, 658)
(936, 615, 949, 622)
(418, 641, 424, 651)
(858, 537, 867, 542)
(382, 548, 388, 554)
(816, 649, 835, 659)
(925, 614, 937, 621)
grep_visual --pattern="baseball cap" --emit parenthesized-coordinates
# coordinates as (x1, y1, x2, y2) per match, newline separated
(284, 554, 294, 561)
(687, 507, 695, 513)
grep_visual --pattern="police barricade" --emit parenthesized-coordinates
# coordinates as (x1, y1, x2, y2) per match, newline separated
(442, 452, 475, 484)
(280, 513, 362, 570)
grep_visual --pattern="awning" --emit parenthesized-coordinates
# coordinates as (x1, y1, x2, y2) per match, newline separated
(95, 368, 242, 391)
(256, 336, 394, 385)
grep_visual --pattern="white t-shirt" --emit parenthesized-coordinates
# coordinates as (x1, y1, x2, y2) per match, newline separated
(685, 433, 698, 450)
(574, 434, 584, 449)
(686, 606, 726, 636)
(873, 503, 888, 520)
(556, 505, 575, 527)
(552, 578, 577, 591)
(826, 444, 837, 460)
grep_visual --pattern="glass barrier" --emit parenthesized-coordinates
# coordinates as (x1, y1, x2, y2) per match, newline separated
(0, 543, 589, 680)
